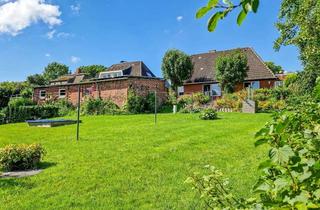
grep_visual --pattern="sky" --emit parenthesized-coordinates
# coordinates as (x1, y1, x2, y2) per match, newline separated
(0, 0, 302, 82)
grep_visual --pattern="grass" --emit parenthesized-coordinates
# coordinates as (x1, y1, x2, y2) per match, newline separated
(0, 113, 270, 209)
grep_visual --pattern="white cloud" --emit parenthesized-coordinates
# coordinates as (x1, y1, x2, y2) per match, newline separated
(0, 0, 62, 36)
(70, 3, 80, 14)
(71, 56, 80, 64)
(45, 53, 50, 57)
(46, 29, 56, 39)
(56, 32, 72, 38)
(176, 16, 183, 22)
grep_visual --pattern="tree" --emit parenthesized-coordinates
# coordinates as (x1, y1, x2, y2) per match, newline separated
(265, 61, 284, 74)
(43, 62, 69, 81)
(215, 51, 248, 93)
(161, 49, 193, 95)
(27, 74, 47, 86)
(78, 65, 106, 78)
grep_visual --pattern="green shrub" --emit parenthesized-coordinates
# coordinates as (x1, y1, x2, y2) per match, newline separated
(0, 111, 5, 125)
(178, 93, 210, 108)
(126, 90, 158, 114)
(313, 77, 320, 102)
(179, 104, 203, 113)
(8, 97, 35, 108)
(81, 98, 119, 115)
(199, 108, 218, 120)
(0, 144, 45, 171)
(53, 100, 75, 116)
(3, 105, 59, 123)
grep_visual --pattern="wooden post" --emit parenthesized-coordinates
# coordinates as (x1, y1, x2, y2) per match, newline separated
(76, 85, 81, 141)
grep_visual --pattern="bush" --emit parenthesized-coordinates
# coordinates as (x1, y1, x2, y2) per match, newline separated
(199, 108, 218, 120)
(126, 90, 158, 114)
(0, 111, 5, 125)
(81, 98, 119, 115)
(8, 97, 35, 108)
(178, 93, 210, 108)
(53, 100, 75, 116)
(179, 104, 203, 113)
(3, 105, 59, 123)
(0, 144, 45, 171)
(313, 77, 320, 102)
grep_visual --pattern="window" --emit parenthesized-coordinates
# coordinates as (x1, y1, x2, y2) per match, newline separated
(203, 85, 210, 96)
(178, 86, 184, 96)
(99, 71, 123, 79)
(211, 84, 221, 96)
(59, 89, 66, 98)
(39, 90, 46, 99)
(244, 81, 260, 89)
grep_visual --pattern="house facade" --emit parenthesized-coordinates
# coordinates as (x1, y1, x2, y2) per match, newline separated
(33, 61, 167, 107)
(180, 48, 277, 97)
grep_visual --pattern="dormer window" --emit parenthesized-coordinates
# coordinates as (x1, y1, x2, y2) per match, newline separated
(99, 70, 123, 79)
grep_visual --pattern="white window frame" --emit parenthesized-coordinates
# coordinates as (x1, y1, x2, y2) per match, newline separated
(244, 81, 260, 89)
(39, 90, 46, 99)
(178, 86, 184, 96)
(59, 89, 66, 98)
(211, 84, 221, 96)
(99, 70, 123, 79)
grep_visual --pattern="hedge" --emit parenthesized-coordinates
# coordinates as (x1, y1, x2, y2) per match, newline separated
(2, 105, 59, 123)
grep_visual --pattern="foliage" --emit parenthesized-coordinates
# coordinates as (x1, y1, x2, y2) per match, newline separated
(0, 111, 5, 125)
(0, 81, 31, 108)
(2, 105, 59, 123)
(78, 65, 107, 78)
(179, 104, 203, 114)
(126, 90, 158, 114)
(178, 93, 210, 107)
(196, 0, 260, 31)
(215, 51, 248, 93)
(265, 61, 284, 74)
(8, 97, 35, 108)
(161, 49, 193, 93)
(27, 74, 47, 86)
(187, 102, 320, 209)
(275, 0, 320, 78)
(284, 73, 298, 88)
(43, 62, 70, 81)
(52, 100, 75, 116)
(0, 144, 45, 172)
(199, 108, 218, 120)
(81, 98, 119, 115)
(215, 89, 247, 111)
(314, 78, 320, 102)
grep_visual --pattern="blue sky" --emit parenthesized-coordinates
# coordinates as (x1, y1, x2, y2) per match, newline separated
(0, 0, 302, 82)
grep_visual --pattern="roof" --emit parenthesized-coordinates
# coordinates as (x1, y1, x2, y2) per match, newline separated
(105, 61, 156, 77)
(185, 47, 276, 84)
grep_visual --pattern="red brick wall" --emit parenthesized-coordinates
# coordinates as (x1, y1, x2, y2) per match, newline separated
(33, 78, 167, 107)
(260, 80, 275, 89)
(184, 84, 203, 95)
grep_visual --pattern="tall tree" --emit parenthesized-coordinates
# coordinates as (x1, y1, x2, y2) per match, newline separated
(43, 62, 69, 81)
(27, 74, 47, 86)
(161, 49, 193, 94)
(78, 65, 106, 78)
(215, 51, 248, 93)
(265, 61, 284, 74)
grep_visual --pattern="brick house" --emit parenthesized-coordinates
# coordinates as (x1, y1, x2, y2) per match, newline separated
(179, 48, 277, 97)
(33, 61, 167, 107)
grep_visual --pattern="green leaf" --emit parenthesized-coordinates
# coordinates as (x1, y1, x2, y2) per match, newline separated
(255, 138, 268, 147)
(196, 7, 211, 19)
(258, 160, 273, 169)
(207, 0, 219, 8)
(252, 0, 259, 13)
(237, 10, 247, 26)
(207, 12, 222, 32)
(270, 145, 295, 165)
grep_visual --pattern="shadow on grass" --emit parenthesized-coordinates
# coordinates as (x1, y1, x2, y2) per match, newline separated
(0, 178, 35, 189)
(38, 161, 57, 170)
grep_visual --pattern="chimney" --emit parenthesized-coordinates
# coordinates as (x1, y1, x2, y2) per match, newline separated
(75, 68, 82, 75)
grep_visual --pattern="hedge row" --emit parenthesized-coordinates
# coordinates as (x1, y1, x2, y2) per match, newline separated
(1, 105, 59, 124)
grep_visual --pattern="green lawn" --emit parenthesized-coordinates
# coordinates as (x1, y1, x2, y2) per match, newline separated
(0, 113, 270, 209)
